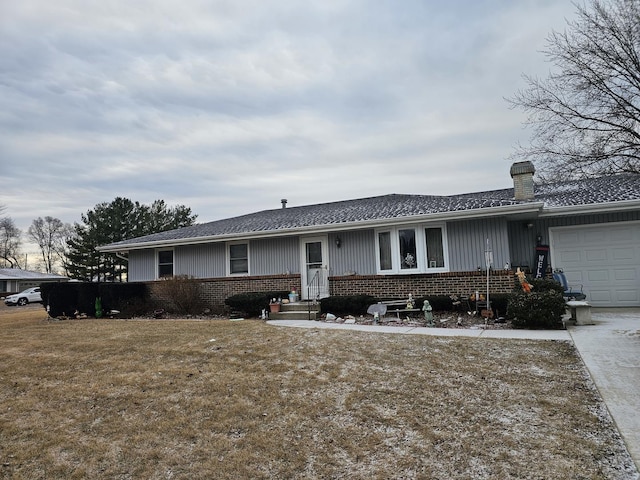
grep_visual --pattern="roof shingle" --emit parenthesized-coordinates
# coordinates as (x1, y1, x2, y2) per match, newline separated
(100, 173, 640, 249)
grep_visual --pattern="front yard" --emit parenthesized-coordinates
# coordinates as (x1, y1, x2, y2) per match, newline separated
(0, 305, 636, 479)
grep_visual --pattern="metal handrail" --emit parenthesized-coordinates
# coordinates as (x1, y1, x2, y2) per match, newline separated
(307, 269, 321, 320)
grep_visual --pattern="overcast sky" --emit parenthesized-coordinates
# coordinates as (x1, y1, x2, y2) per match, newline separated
(1, 0, 578, 258)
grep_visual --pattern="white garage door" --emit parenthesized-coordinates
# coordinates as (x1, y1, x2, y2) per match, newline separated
(550, 222, 640, 307)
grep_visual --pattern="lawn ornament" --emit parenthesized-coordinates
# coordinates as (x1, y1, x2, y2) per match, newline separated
(516, 267, 532, 293)
(422, 300, 434, 326)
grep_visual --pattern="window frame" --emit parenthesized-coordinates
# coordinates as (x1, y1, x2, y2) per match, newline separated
(156, 249, 174, 278)
(374, 224, 448, 274)
(227, 242, 250, 276)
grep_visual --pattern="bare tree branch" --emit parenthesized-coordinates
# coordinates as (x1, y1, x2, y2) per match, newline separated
(508, 0, 640, 180)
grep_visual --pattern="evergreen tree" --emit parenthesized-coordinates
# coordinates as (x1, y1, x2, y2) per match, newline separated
(65, 197, 196, 281)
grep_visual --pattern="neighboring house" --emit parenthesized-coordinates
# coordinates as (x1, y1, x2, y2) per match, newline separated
(0, 268, 69, 296)
(98, 162, 640, 308)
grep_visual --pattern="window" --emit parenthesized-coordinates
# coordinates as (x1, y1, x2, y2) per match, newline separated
(375, 225, 447, 274)
(399, 229, 417, 270)
(158, 250, 174, 277)
(229, 243, 249, 275)
(378, 231, 392, 270)
(425, 227, 444, 268)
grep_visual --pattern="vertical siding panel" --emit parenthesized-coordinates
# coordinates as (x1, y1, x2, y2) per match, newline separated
(448, 218, 509, 271)
(175, 244, 225, 278)
(129, 249, 155, 281)
(251, 237, 300, 275)
(330, 229, 376, 276)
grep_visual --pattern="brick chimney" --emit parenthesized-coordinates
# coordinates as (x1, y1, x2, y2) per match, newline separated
(510, 161, 536, 200)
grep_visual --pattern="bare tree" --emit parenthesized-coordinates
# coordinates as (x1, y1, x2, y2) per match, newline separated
(0, 217, 22, 268)
(28, 216, 72, 274)
(509, 0, 640, 180)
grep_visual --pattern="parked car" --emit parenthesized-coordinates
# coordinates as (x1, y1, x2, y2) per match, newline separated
(4, 287, 42, 306)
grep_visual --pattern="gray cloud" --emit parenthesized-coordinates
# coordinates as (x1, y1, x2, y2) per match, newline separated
(0, 0, 578, 257)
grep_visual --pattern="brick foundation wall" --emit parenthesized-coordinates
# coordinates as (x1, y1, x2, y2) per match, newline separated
(146, 271, 515, 313)
(329, 270, 515, 298)
(147, 274, 302, 313)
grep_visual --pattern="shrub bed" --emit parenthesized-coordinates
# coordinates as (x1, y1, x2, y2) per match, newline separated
(225, 291, 290, 317)
(320, 295, 376, 316)
(507, 291, 566, 329)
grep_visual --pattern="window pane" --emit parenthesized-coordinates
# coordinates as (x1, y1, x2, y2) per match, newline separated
(158, 251, 173, 264)
(158, 264, 173, 277)
(230, 244, 247, 260)
(378, 232, 392, 270)
(425, 228, 444, 268)
(230, 259, 248, 274)
(399, 229, 417, 269)
(158, 250, 173, 277)
(229, 244, 248, 274)
(306, 242, 322, 266)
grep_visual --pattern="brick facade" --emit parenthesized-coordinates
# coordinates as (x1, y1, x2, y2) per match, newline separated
(329, 270, 515, 299)
(146, 271, 516, 313)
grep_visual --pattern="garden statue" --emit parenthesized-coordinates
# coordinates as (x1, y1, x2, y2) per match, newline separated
(95, 297, 102, 318)
(516, 267, 533, 293)
(422, 300, 434, 326)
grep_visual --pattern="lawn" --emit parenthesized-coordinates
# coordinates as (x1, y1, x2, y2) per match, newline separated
(0, 305, 636, 479)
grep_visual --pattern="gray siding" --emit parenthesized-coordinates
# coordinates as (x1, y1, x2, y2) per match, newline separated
(447, 218, 510, 271)
(250, 237, 300, 275)
(129, 249, 156, 281)
(329, 229, 377, 276)
(508, 211, 640, 269)
(175, 243, 225, 278)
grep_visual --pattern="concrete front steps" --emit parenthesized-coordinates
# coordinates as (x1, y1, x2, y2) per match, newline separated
(269, 301, 321, 321)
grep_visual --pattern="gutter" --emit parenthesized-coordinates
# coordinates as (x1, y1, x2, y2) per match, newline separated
(96, 202, 544, 253)
(538, 198, 640, 217)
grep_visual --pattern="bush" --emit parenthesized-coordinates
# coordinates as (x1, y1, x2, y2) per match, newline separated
(153, 275, 205, 315)
(530, 277, 565, 295)
(507, 291, 566, 329)
(320, 295, 376, 316)
(225, 291, 290, 317)
(488, 293, 510, 318)
(414, 295, 456, 312)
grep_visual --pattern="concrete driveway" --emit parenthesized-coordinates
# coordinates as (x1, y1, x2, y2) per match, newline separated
(568, 308, 640, 471)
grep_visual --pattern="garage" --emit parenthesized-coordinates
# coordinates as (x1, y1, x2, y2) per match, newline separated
(550, 222, 640, 307)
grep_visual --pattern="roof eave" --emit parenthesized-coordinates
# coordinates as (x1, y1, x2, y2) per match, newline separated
(539, 199, 640, 217)
(96, 202, 544, 253)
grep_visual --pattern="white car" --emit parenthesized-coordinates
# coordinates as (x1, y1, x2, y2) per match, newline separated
(4, 287, 42, 306)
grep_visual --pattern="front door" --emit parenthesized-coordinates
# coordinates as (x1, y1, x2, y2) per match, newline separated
(301, 236, 329, 300)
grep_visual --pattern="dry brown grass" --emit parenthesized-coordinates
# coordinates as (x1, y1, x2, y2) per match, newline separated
(0, 304, 636, 479)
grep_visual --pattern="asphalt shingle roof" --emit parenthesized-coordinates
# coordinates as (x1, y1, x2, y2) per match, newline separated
(0, 268, 68, 280)
(101, 173, 640, 249)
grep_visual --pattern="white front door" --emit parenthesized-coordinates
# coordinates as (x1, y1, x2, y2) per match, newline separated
(301, 236, 329, 300)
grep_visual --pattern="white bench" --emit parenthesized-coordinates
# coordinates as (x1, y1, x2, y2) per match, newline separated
(566, 300, 593, 326)
(380, 299, 421, 319)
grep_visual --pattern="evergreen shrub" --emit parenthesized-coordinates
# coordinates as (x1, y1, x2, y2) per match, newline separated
(225, 291, 290, 317)
(320, 295, 376, 316)
(507, 291, 566, 329)
(414, 295, 455, 312)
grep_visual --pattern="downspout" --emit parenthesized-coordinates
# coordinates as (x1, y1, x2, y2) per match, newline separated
(115, 252, 129, 262)
(115, 252, 128, 283)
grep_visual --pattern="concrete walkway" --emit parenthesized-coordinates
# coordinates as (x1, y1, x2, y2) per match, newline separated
(268, 309, 640, 470)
